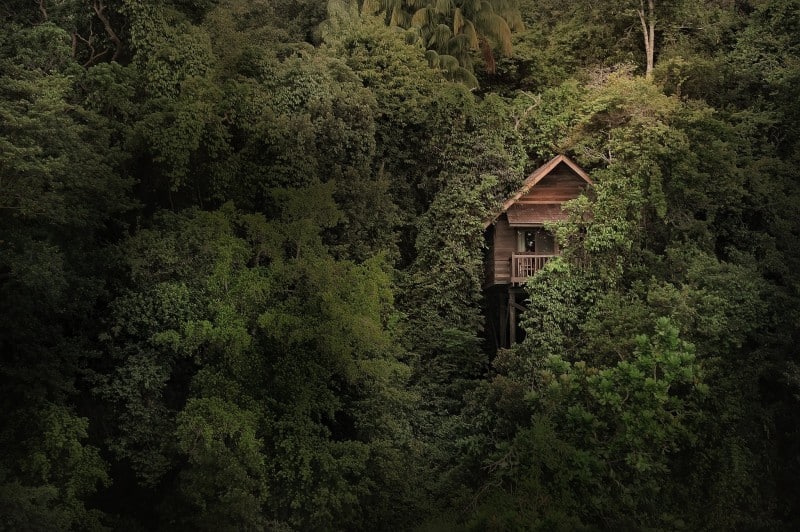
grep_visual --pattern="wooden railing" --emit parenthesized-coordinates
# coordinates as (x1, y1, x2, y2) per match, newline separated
(511, 253, 557, 284)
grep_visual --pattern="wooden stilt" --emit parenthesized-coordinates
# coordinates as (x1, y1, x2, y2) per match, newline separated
(488, 293, 501, 352)
(498, 290, 508, 348)
(509, 290, 517, 346)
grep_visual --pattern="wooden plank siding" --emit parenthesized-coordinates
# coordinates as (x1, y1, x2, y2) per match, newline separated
(515, 170, 587, 203)
(489, 216, 516, 285)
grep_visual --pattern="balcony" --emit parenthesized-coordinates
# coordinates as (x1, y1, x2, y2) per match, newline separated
(510, 253, 557, 284)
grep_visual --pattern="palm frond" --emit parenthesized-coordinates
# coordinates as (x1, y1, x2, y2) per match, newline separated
(450, 67, 479, 89)
(506, 12, 524, 32)
(475, 7, 512, 56)
(453, 7, 464, 34)
(428, 23, 453, 54)
(411, 6, 434, 27)
(463, 0, 483, 17)
(400, 26, 421, 45)
(474, 3, 495, 33)
(493, 0, 524, 32)
(435, 0, 453, 16)
(438, 54, 461, 74)
(461, 19, 479, 49)
(425, 49, 440, 68)
(488, 14, 512, 55)
(383, 0, 405, 14)
(447, 33, 472, 64)
(405, 27, 422, 45)
(390, 4, 411, 26)
(361, 0, 378, 15)
(417, 21, 435, 44)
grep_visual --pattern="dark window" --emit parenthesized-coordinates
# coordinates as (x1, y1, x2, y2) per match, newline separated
(517, 228, 556, 253)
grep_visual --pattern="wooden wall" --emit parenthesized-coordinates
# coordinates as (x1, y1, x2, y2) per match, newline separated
(488, 215, 515, 285)
(517, 166, 587, 203)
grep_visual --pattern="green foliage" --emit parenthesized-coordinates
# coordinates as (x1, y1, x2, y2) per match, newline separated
(0, 24, 128, 227)
(401, 90, 526, 379)
(511, 81, 584, 162)
(95, 204, 418, 529)
(467, 318, 707, 529)
(517, 259, 605, 361)
(454, 20, 800, 525)
(3, 0, 800, 529)
(0, 20, 130, 529)
(0, 404, 109, 531)
(172, 397, 268, 530)
(324, 18, 451, 220)
(730, 0, 800, 156)
(362, 0, 522, 77)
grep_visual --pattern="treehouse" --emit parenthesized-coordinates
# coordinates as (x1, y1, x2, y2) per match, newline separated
(483, 154, 592, 348)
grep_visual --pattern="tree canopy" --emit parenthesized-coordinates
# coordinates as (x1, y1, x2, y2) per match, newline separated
(1, 0, 799, 529)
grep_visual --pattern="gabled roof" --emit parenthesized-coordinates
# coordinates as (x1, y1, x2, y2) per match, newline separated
(483, 154, 592, 228)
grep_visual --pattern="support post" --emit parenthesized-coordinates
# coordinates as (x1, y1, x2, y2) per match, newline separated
(509, 290, 516, 346)
(498, 290, 508, 349)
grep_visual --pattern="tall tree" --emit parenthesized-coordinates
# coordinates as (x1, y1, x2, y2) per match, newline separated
(363, 0, 523, 74)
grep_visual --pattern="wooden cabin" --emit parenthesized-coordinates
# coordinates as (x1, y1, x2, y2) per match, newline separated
(483, 155, 592, 347)
(484, 154, 592, 287)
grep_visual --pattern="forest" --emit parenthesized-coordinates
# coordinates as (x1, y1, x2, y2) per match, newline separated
(1, 0, 799, 530)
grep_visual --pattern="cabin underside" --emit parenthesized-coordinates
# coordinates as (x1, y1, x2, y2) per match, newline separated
(483, 285, 528, 350)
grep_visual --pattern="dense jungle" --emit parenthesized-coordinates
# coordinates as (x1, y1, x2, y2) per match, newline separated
(2, 0, 800, 529)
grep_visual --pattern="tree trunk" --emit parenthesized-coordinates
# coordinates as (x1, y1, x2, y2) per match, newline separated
(638, 0, 655, 79)
(93, 0, 122, 62)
